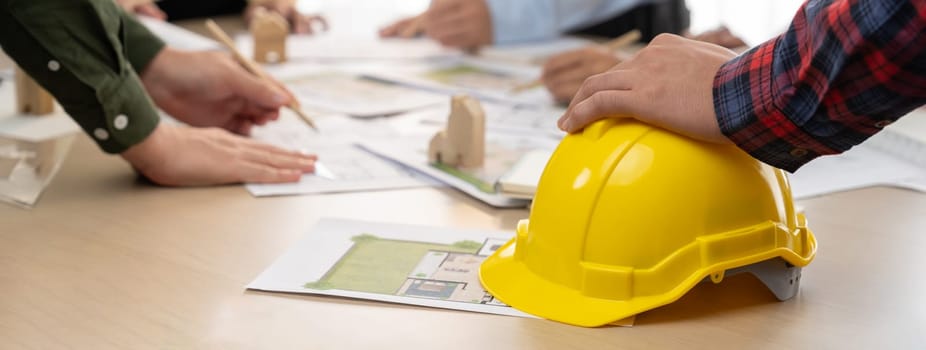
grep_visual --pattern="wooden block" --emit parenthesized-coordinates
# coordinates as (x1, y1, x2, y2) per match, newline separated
(428, 95, 485, 167)
(14, 67, 54, 116)
(250, 8, 289, 64)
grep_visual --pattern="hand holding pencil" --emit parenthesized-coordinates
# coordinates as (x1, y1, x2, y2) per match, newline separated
(204, 19, 319, 131)
(510, 30, 642, 99)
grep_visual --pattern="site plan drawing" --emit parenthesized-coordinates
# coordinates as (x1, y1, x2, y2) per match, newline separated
(248, 218, 529, 317)
(250, 218, 635, 326)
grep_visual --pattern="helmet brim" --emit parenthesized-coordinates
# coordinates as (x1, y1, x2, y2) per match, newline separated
(480, 239, 674, 327)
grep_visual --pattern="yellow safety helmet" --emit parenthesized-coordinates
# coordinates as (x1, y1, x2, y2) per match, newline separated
(480, 119, 817, 327)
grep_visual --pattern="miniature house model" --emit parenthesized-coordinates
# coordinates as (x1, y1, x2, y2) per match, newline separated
(14, 67, 54, 116)
(250, 8, 290, 64)
(428, 95, 486, 168)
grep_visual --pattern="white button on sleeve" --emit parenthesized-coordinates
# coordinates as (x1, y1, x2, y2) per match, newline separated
(47, 60, 60, 72)
(113, 114, 129, 130)
(93, 128, 109, 141)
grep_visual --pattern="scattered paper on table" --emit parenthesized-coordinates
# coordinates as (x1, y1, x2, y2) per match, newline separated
(245, 111, 436, 196)
(420, 102, 565, 139)
(137, 16, 221, 51)
(249, 218, 636, 326)
(246, 145, 432, 196)
(236, 34, 462, 61)
(361, 132, 558, 208)
(366, 60, 555, 106)
(283, 72, 445, 117)
(478, 37, 594, 65)
(790, 124, 926, 198)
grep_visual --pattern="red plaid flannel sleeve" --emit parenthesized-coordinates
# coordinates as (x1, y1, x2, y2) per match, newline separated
(713, 0, 926, 172)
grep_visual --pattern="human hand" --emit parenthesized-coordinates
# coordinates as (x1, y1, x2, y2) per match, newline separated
(689, 26, 748, 49)
(245, 0, 328, 34)
(378, 15, 424, 38)
(121, 123, 316, 186)
(115, 0, 167, 20)
(557, 34, 738, 143)
(140, 48, 294, 136)
(541, 46, 623, 104)
(379, 0, 492, 49)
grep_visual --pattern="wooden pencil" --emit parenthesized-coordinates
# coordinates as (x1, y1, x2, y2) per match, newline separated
(204, 19, 319, 131)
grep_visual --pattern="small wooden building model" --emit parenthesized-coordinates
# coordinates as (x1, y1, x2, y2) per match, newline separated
(251, 8, 290, 64)
(428, 95, 486, 168)
(14, 66, 54, 116)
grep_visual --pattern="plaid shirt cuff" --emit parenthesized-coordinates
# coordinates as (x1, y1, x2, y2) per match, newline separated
(713, 39, 834, 173)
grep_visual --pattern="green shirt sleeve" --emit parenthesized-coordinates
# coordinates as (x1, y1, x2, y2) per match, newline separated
(0, 0, 164, 154)
(122, 9, 166, 74)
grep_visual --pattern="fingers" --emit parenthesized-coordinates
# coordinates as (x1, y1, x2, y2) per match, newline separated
(427, 0, 463, 17)
(237, 162, 304, 184)
(558, 70, 637, 132)
(243, 139, 319, 162)
(545, 64, 601, 91)
(542, 51, 585, 80)
(548, 81, 583, 104)
(241, 142, 317, 173)
(543, 48, 621, 103)
(567, 70, 634, 111)
(424, 15, 471, 41)
(422, 0, 489, 48)
(293, 15, 328, 34)
(226, 133, 318, 184)
(223, 63, 291, 110)
(379, 17, 418, 37)
(559, 90, 636, 133)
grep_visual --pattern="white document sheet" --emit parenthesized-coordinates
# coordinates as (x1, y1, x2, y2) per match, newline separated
(249, 218, 636, 326)
(136, 16, 221, 51)
(236, 34, 462, 61)
(364, 59, 556, 107)
(282, 72, 446, 117)
(790, 144, 924, 198)
(419, 101, 565, 139)
(789, 116, 926, 198)
(245, 111, 436, 196)
(360, 132, 559, 208)
(478, 37, 594, 65)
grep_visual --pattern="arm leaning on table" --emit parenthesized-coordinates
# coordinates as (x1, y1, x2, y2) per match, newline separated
(558, 0, 926, 172)
(0, 0, 317, 186)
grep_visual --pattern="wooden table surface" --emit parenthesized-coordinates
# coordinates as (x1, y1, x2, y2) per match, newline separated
(1, 133, 925, 349)
(2, 13, 926, 349)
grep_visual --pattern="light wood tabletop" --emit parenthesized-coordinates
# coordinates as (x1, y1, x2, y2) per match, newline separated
(1, 132, 925, 349)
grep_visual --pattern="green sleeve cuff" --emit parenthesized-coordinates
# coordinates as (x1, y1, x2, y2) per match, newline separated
(92, 69, 160, 153)
(0, 0, 161, 153)
(121, 11, 166, 74)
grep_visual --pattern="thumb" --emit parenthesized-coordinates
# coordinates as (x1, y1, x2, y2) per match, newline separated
(226, 69, 291, 109)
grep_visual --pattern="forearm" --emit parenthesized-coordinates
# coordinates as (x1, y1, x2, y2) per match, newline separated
(713, 0, 926, 172)
(0, 0, 160, 153)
